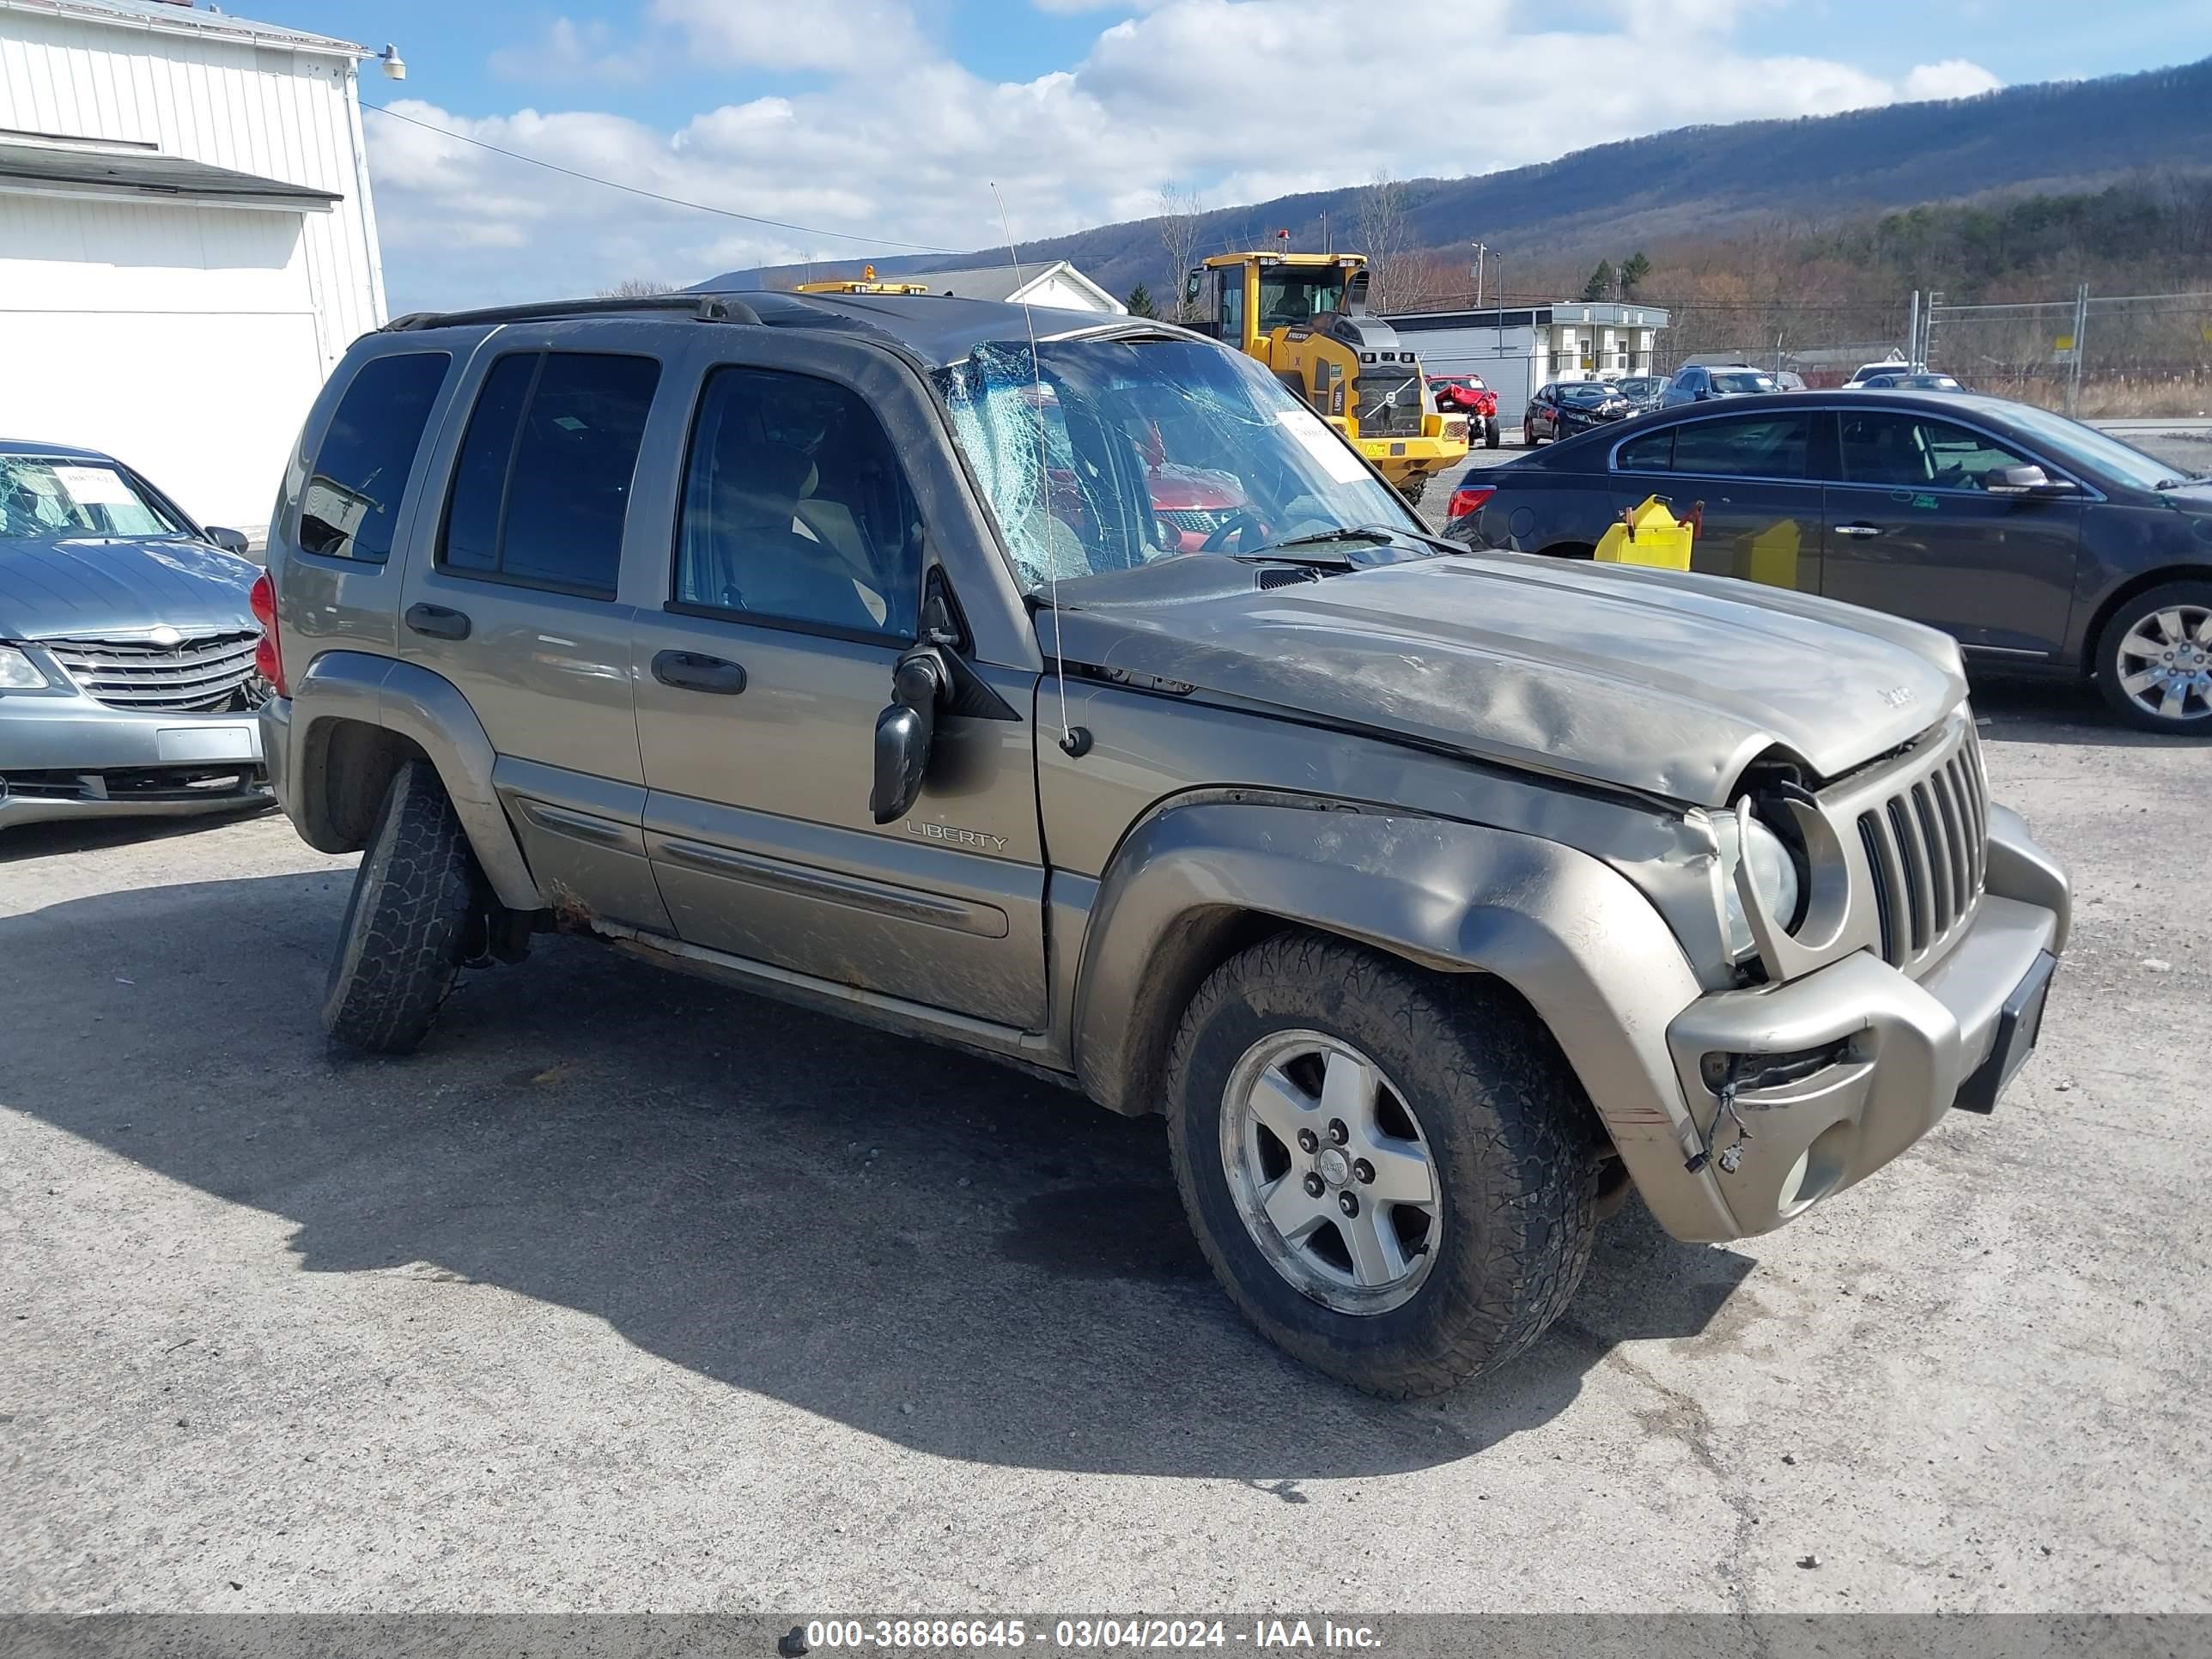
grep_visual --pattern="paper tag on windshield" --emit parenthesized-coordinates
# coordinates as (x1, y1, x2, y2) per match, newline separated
(52, 465, 138, 506)
(1277, 409, 1369, 485)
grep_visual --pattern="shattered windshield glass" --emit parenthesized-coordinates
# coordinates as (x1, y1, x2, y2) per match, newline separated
(934, 335, 1423, 593)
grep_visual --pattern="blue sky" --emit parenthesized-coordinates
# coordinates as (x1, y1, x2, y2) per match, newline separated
(220, 0, 2204, 311)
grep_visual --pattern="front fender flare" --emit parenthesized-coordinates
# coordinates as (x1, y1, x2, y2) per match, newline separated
(1071, 797, 1735, 1240)
(290, 651, 542, 911)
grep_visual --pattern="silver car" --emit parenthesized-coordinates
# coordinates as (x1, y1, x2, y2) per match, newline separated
(1, 440, 270, 830)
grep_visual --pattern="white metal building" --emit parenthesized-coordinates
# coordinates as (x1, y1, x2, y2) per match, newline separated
(911, 259, 1127, 315)
(0, 0, 385, 533)
(1389, 301, 1671, 426)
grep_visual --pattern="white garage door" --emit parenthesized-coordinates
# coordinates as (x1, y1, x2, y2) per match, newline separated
(1, 307, 325, 534)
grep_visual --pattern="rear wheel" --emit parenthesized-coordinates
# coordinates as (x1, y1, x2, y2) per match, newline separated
(1399, 476, 1429, 509)
(1485, 418, 1501, 449)
(1166, 933, 1602, 1397)
(323, 759, 481, 1053)
(2095, 581, 2212, 732)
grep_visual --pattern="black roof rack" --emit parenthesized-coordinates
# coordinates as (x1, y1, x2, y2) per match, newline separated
(381, 292, 763, 333)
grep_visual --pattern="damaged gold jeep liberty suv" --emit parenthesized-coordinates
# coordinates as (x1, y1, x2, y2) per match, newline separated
(257, 290, 2069, 1395)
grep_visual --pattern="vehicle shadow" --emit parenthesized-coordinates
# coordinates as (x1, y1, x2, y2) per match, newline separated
(0, 804, 276, 864)
(0, 869, 1756, 1479)
(1970, 674, 2206, 748)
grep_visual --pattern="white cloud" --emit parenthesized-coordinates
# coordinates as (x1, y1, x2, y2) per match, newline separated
(365, 0, 2016, 309)
(487, 18, 656, 85)
(1903, 58, 2003, 100)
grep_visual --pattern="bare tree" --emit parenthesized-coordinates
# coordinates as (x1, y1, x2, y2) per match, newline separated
(597, 277, 678, 299)
(1155, 183, 1204, 320)
(1355, 171, 1409, 313)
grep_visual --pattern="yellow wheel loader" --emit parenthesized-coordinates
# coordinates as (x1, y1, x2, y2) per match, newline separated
(1182, 252, 1468, 506)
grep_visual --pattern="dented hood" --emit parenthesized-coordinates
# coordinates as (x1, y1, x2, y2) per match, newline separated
(1040, 550, 1966, 807)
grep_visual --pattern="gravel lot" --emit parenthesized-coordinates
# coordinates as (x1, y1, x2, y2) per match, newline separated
(2, 680, 2206, 1617)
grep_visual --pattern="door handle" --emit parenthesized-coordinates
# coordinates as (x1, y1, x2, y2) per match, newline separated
(404, 602, 471, 640)
(1834, 522, 1885, 538)
(653, 649, 746, 696)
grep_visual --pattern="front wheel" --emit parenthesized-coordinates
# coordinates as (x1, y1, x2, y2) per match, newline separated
(1165, 933, 1602, 1397)
(1398, 475, 1429, 509)
(1484, 418, 1501, 449)
(2096, 581, 2212, 732)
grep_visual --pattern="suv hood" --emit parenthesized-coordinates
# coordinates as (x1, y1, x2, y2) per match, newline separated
(0, 535, 257, 641)
(1042, 550, 1966, 807)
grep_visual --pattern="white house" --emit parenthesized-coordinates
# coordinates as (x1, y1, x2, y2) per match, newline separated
(0, 0, 386, 533)
(1389, 301, 1671, 427)
(912, 259, 1127, 315)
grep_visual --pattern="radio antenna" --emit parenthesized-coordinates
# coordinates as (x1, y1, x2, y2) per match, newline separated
(992, 181, 1085, 757)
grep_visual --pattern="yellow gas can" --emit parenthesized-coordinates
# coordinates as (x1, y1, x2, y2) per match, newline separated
(1595, 495, 1697, 571)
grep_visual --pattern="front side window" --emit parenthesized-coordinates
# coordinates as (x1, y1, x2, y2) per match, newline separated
(0, 453, 180, 540)
(1670, 414, 1814, 480)
(673, 367, 921, 638)
(439, 351, 660, 597)
(299, 351, 450, 562)
(1839, 413, 2033, 491)
(936, 334, 1420, 591)
(1709, 370, 1778, 394)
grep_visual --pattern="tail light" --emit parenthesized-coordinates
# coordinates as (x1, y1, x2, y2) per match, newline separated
(249, 568, 286, 696)
(1446, 484, 1496, 522)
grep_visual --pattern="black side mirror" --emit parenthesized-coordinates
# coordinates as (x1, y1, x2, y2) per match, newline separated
(204, 526, 249, 554)
(1183, 270, 1202, 306)
(869, 646, 948, 823)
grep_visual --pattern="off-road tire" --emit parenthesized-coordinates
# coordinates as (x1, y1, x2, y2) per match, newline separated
(323, 759, 478, 1054)
(1399, 475, 1429, 509)
(2094, 579, 2212, 732)
(1165, 933, 1602, 1398)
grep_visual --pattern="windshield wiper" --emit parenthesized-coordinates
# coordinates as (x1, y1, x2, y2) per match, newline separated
(2154, 474, 2208, 489)
(1239, 523, 1450, 561)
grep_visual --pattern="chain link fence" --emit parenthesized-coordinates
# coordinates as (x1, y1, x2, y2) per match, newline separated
(1923, 289, 2212, 416)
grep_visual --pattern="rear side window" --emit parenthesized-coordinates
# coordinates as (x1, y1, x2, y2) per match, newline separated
(1616, 428, 1673, 471)
(1671, 413, 1813, 481)
(298, 351, 449, 562)
(439, 351, 660, 597)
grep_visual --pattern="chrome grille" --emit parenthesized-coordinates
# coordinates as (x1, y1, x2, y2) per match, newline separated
(1853, 722, 1990, 969)
(46, 631, 260, 712)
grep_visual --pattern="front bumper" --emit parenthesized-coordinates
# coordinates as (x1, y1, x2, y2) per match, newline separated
(0, 690, 268, 830)
(1656, 811, 2068, 1238)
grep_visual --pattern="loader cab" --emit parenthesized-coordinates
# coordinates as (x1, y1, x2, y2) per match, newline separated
(1185, 255, 1368, 352)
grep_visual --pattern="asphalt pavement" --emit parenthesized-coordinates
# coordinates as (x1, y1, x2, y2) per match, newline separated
(1, 682, 2206, 1615)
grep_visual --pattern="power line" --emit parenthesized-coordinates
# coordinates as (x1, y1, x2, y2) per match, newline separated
(361, 101, 966, 256)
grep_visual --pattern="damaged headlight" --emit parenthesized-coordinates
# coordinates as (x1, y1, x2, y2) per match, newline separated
(1712, 805, 1801, 961)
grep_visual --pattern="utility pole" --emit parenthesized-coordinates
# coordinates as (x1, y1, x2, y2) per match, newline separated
(1923, 290, 1944, 373)
(1906, 290, 1920, 370)
(1471, 241, 1487, 310)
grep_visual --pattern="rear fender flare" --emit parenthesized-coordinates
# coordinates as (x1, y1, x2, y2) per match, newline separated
(1070, 796, 1735, 1239)
(292, 651, 541, 911)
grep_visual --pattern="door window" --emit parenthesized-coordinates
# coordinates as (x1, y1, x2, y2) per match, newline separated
(1838, 412, 2034, 492)
(1218, 270, 1243, 340)
(673, 367, 922, 639)
(1670, 413, 1813, 480)
(298, 351, 449, 562)
(439, 351, 660, 598)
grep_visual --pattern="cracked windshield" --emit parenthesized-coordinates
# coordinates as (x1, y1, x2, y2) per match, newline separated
(936, 335, 1425, 592)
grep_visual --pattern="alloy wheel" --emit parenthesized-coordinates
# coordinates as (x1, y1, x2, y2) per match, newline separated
(2116, 605, 2212, 725)
(1218, 1030, 1441, 1315)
